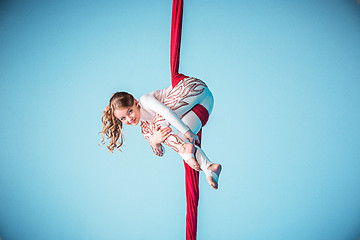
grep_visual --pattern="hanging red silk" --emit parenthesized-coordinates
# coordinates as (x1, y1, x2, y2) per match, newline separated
(170, 0, 209, 239)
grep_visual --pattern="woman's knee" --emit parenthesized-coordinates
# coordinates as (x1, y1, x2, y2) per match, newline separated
(201, 88, 214, 115)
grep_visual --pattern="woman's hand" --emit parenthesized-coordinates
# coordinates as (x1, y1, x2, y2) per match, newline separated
(184, 130, 200, 145)
(151, 125, 172, 147)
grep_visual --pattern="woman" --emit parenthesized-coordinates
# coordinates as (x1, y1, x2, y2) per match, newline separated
(100, 76, 222, 189)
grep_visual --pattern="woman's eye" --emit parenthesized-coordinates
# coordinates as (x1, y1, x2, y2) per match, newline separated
(120, 117, 125, 121)
(129, 109, 133, 114)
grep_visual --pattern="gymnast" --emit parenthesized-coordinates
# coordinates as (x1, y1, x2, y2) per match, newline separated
(100, 76, 222, 189)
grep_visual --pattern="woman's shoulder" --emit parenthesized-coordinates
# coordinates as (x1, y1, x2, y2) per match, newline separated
(140, 85, 172, 103)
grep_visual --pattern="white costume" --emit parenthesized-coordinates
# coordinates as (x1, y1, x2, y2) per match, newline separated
(139, 77, 215, 177)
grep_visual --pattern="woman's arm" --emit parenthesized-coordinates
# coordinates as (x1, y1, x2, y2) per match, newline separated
(140, 92, 191, 135)
(141, 122, 165, 157)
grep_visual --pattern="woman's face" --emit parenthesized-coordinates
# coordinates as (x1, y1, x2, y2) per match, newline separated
(113, 101, 141, 126)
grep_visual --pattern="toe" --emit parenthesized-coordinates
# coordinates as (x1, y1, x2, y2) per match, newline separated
(207, 174, 219, 190)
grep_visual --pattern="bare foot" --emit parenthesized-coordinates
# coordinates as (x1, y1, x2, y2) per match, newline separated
(206, 164, 222, 190)
(179, 143, 200, 171)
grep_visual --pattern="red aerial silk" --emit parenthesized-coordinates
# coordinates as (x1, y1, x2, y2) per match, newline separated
(170, 0, 209, 239)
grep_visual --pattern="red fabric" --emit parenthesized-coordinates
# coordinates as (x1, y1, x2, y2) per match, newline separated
(171, 73, 187, 88)
(170, 0, 183, 80)
(192, 104, 210, 127)
(183, 111, 208, 240)
(170, 1, 209, 239)
(183, 129, 200, 240)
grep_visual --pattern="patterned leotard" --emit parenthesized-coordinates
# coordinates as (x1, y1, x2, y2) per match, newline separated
(139, 77, 213, 156)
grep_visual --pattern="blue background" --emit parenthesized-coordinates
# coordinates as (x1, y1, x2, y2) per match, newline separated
(1, 0, 360, 239)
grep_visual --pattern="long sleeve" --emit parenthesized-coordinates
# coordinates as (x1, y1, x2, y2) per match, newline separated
(140, 91, 190, 135)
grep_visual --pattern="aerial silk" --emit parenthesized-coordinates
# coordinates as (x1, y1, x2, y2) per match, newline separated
(170, 0, 209, 239)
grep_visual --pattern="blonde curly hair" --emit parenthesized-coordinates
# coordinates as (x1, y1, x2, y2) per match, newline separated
(99, 92, 136, 153)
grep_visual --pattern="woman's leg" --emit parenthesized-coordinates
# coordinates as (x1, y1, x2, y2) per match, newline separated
(161, 128, 201, 171)
(179, 110, 221, 189)
(162, 110, 222, 189)
(163, 77, 214, 118)
(161, 110, 206, 167)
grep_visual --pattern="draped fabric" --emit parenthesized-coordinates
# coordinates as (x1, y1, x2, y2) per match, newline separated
(170, 0, 185, 87)
(170, 0, 209, 239)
